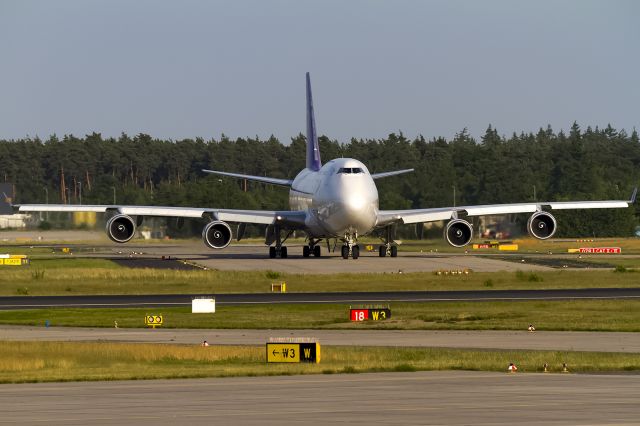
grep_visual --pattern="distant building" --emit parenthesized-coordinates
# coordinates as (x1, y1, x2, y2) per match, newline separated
(0, 214, 34, 229)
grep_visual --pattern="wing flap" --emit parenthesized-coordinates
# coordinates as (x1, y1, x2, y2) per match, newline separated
(216, 210, 306, 226)
(377, 208, 454, 226)
(464, 204, 538, 216)
(546, 201, 630, 210)
(17, 205, 110, 213)
(216, 210, 276, 225)
(120, 206, 207, 217)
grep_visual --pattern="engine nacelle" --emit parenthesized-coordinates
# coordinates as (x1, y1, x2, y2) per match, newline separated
(445, 219, 473, 247)
(527, 211, 557, 240)
(202, 220, 233, 249)
(106, 214, 136, 243)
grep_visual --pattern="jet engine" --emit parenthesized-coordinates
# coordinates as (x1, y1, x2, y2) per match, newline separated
(202, 220, 233, 249)
(106, 214, 136, 243)
(445, 219, 473, 247)
(527, 211, 557, 240)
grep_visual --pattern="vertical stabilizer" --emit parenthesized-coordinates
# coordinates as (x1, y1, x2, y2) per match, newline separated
(306, 72, 322, 171)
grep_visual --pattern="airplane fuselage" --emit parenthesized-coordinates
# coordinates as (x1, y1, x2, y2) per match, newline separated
(289, 158, 379, 238)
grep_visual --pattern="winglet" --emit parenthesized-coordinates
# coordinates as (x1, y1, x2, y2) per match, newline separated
(0, 183, 14, 215)
(306, 72, 322, 171)
(630, 187, 637, 204)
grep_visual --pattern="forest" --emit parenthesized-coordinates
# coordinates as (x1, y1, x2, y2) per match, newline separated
(1, 122, 639, 238)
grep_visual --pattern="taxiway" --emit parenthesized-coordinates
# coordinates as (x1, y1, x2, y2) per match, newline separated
(1, 371, 638, 425)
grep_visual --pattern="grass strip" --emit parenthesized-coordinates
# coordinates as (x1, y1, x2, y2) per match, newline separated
(2, 300, 639, 331)
(0, 341, 638, 383)
(2, 265, 640, 296)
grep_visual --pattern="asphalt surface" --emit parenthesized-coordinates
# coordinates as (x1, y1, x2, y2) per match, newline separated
(1, 287, 640, 309)
(1, 371, 639, 425)
(2, 326, 639, 353)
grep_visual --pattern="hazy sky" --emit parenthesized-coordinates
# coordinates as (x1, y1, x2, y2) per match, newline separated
(1, 0, 638, 143)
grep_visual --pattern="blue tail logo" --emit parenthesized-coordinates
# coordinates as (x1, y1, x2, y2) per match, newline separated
(306, 72, 322, 171)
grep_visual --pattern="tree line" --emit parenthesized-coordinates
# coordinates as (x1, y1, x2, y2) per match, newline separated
(1, 122, 639, 237)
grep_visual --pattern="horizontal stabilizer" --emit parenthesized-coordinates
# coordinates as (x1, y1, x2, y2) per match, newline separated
(202, 169, 293, 187)
(371, 169, 414, 180)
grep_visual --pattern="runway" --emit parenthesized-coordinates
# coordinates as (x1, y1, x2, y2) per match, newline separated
(1, 287, 639, 309)
(1, 371, 638, 425)
(6, 229, 637, 274)
(2, 326, 639, 353)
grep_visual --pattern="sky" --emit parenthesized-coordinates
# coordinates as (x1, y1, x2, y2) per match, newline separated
(1, 0, 638, 143)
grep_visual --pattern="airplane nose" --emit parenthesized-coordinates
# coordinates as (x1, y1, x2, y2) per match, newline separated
(316, 172, 379, 236)
(336, 192, 376, 232)
(345, 194, 366, 213)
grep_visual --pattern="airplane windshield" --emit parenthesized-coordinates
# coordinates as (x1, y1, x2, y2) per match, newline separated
(337, 167, 364, 174)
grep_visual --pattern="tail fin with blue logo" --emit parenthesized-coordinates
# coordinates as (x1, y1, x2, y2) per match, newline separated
(306, 72, 322, 171)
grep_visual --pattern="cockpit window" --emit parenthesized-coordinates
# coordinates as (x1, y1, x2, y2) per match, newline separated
(337, 167, 364, 174)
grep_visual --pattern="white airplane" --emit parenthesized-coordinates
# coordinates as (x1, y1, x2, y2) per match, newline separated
(3, 73, 637, 259)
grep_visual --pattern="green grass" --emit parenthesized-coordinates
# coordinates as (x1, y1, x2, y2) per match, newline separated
(0, 341, 637, 383)
(2, 263, 640, 295)
(2, 299, 639, 331)
(0, 246, 54, 255)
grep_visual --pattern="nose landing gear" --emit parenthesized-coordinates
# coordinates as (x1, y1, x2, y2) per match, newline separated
(341, 233, 360, 259)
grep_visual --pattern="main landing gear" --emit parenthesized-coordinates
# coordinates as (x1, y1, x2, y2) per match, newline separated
(268, 226, 292, 258)
(378, 225, 398, 257)
(341, 233, 360, 259)
(302, 238, 322, 258)
(269, 246, 287, 258)
(378, 245, 397, 257)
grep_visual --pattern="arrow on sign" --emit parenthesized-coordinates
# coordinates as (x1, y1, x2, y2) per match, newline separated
(272, 350, 280, 356)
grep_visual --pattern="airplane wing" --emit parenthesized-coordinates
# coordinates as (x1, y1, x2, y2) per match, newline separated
(202, 169, 293, 187)
(377, 188, 637, 226)
(12, 204, 307, 227)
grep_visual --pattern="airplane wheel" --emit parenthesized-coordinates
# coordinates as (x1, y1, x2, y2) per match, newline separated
(379, 246, 386, 257)
(269, 246, 276, 258)
(313, 245, 321, 257)
(352, 245, 360, 259)
(303, 246, 310, 257)
(390, 246, 398, 257)
(281, 246, 288, 258)
(341, 245, 349, 259)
